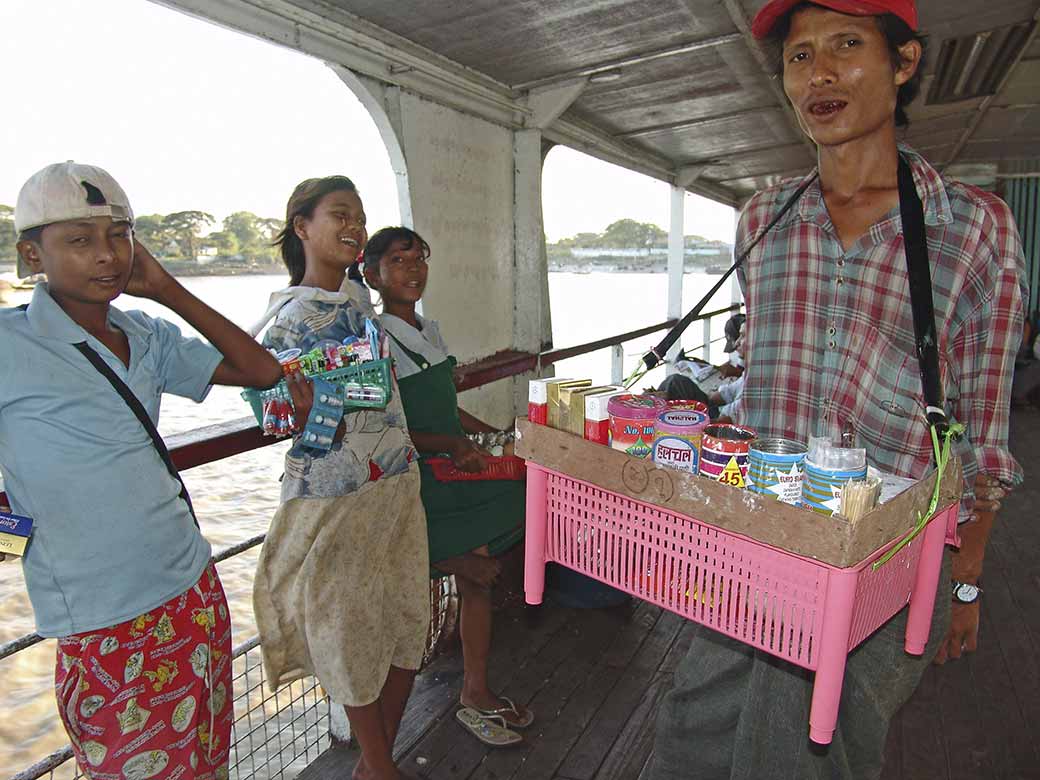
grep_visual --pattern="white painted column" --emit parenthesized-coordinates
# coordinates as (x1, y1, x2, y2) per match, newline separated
(666, 185, 685, 372)
(731, 206, 742, 305)
(513, 129, 553, 414)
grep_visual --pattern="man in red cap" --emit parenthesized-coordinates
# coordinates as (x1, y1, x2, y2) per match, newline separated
(652, 1, 1025, 777)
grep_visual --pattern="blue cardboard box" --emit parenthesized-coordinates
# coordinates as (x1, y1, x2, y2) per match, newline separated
(0, 511, 33, 557)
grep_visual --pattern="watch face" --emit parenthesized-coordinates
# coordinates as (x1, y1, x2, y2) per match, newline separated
(954, 582, 980, 603)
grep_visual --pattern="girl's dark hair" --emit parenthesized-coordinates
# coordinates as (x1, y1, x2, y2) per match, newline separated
(771, 5, 928, 128)
(274, 175, 359, 286)
(350, 226, 431, 287)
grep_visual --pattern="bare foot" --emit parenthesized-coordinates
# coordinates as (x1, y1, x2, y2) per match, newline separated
(434, 553, 502, 588)
(460, 690, 532, 729)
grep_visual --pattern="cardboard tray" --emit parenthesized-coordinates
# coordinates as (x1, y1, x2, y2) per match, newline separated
(513, 418, 962, 568)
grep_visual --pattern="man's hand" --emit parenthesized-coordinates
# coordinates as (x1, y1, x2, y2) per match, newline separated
(934, 602, 980, 665)
(973, 473, 1008, 514)
(450, 438, 490, 473)
(125, 239, 178, 303)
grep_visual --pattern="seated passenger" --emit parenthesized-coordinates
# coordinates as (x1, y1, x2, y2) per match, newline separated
(356, 226, 533, 747)
(658, 312, 746, 419)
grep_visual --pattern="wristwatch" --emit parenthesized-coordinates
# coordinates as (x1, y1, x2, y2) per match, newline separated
(952, 580, 982, 604)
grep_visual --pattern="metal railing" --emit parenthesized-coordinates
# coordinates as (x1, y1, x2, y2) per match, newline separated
(4, 304, 740, 780)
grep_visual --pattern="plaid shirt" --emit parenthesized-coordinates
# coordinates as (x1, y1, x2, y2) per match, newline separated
(737, 146, 1026, 510)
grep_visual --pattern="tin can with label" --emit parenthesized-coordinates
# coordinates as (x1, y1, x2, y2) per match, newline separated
(652, 409, 710, 474)
(747, 438, 807, 505)
(665, 399, 710, 415)
(608, 394, 668, 458)
(801, 461, 868, 515)
(699, 424, 757, 488)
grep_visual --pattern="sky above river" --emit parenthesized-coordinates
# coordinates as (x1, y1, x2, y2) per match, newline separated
(0, 0, 736, 243)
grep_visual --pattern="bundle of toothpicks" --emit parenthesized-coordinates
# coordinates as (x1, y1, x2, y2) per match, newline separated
(840, 476, 883, 523)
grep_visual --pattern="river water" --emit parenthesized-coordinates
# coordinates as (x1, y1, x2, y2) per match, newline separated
(0, 270, 734, 772)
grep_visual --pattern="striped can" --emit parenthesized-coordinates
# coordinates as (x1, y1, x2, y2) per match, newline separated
(801, 460, 868, 515)
(699, 424, 757, 488)
(747, 439, 807, 505)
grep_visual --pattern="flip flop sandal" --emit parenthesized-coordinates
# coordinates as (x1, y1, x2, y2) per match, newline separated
(461, 695, 535, 730)
(455, 707, 523, 747)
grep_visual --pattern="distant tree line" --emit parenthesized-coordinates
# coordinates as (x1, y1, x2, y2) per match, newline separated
(0, 206, 283, 267)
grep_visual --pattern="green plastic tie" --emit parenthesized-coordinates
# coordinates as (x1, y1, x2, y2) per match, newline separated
(623, 361, 651, 390)
(871, 421, 964, 570)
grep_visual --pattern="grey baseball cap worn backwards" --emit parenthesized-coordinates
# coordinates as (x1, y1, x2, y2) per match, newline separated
(14, 161, 134, 278)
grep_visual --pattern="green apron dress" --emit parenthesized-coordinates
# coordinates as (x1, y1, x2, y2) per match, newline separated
(392, 338, 525, 576)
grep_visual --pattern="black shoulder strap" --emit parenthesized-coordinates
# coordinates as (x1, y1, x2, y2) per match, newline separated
(641, 172, 819, 370)
(896, 155, 948, 443)
(72, 340, 199, 527)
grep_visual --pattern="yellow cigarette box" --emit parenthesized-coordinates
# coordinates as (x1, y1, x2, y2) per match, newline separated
(547, 379, 591, 429)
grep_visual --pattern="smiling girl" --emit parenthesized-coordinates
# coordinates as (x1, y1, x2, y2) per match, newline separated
(249, 179, 428, 780)
(359, 227, 532, 747)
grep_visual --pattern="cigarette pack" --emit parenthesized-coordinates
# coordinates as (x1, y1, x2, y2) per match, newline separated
(547, 380, 591, 429)
(560, 384, 612, 434)
(528, 378, 574, 425)
(0, 511, 33, 558)
(584, 388, 628, 444)
(565, 385, 621, 436)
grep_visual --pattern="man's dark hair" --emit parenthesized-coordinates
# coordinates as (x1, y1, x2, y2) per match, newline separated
(770, 4, 928, 128)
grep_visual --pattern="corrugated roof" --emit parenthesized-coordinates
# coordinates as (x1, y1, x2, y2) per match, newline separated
(168, 0, 1040, 204)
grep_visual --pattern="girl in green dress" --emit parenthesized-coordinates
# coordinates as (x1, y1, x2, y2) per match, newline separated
(356, 227, 533, 744)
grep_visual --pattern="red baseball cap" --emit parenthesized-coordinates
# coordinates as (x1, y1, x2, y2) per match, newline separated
(751, 0, 918, 40)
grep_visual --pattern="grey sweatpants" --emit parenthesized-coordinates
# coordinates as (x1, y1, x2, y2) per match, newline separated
(651, 554, 952, 780)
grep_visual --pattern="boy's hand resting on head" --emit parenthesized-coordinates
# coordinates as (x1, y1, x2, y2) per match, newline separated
(450, 438, 490, 473)
(126, 239, 178, 302)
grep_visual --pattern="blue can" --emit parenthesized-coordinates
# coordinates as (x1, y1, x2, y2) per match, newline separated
(747, 439, 807, 505)
(801, 460, 868, 515)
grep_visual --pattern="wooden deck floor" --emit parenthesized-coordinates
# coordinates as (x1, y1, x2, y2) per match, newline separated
(299, 410, 1040, 780)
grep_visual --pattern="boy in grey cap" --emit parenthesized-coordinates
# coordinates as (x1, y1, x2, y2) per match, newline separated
(2, 161, 280, 778)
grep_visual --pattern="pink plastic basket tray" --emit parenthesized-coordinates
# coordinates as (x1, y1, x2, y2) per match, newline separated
(522, 463, 957, 745)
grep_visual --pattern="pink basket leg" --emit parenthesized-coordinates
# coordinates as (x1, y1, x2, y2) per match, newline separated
(524, 465, 549, 605)
(904, 505, 955, 655)
(808, 571, 858, 745)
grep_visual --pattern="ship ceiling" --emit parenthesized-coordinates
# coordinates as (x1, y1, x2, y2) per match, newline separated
(160, 0, 1040, 206)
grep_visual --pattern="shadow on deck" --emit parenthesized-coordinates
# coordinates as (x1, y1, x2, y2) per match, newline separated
(300, 410, 1040, 780)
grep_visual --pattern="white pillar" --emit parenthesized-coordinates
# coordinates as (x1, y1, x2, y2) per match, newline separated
(666, 185, 685, 372)
(731, 206, 742, 305)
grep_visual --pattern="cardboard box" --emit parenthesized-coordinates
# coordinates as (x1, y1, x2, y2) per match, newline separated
(0, 511, 33, 558)
(514, 418, 961, 568)
(584, 388, 627, 444)
(561, 385, 617, 436)
(528, 377, 575, 425)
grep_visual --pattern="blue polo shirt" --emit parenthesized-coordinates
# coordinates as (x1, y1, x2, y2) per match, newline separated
(0, 284, 223, 637)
